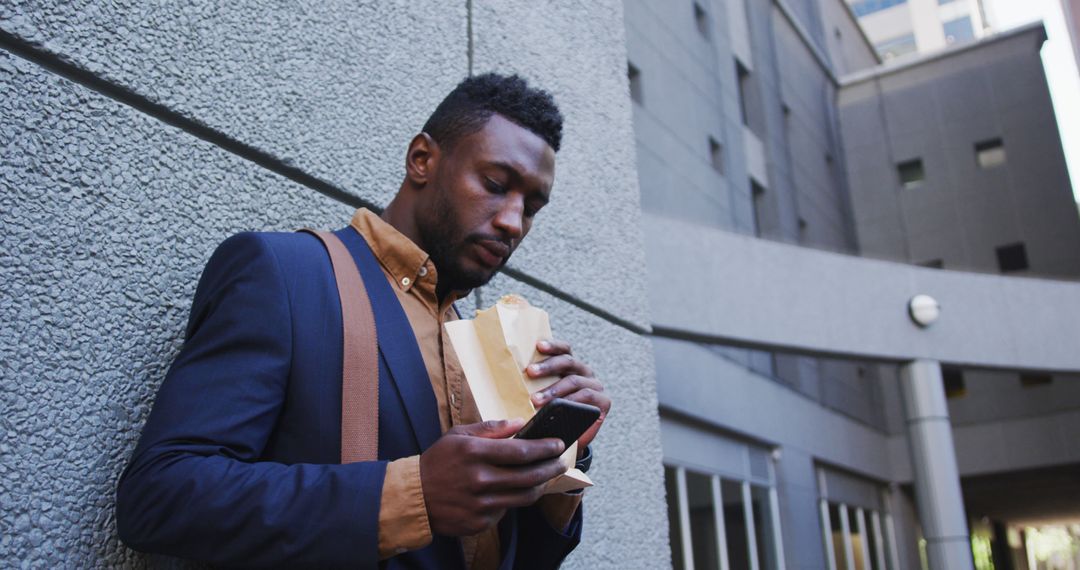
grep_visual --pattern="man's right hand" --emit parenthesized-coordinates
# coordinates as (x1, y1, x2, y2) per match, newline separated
(419, 419, 568, 536)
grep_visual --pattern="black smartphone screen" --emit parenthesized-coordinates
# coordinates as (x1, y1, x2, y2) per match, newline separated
(516, 398, 601, 449)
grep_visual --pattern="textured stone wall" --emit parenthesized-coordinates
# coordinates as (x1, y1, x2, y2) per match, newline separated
(0, 1, 667, 567)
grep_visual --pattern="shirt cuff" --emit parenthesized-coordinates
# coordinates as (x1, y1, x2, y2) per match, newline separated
(537, 492, 584, 533)
(378, 455, 432, 559)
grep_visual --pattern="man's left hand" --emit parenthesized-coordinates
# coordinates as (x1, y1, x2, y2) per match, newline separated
(527, 339, 610, 453)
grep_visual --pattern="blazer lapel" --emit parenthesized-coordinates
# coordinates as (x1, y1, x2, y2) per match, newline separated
(335, 226, 442, 452)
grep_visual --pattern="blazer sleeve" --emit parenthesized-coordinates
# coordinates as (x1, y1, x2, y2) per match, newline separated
(115, 232, 386, 568)
(513, 501, 584, 570)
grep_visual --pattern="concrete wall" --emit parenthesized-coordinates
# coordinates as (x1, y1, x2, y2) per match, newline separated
(838, 24, 1080, 279)
(623, 0, 752, 232)
(0, 1, 667, 567)
(645, 212, 1080, 372)
(819, 0, 881, 75)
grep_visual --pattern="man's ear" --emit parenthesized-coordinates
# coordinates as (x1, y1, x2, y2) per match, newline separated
(405, 133, 440, 188)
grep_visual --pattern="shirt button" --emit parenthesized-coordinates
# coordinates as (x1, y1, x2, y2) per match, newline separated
(401, 277, 411, 287)
(418, 266, 428, 277)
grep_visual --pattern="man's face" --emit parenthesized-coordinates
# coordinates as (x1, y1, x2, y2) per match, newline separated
(417, 113, 556, 293)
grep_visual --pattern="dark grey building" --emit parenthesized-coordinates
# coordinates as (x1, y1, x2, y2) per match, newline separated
(839, 23, 1080, 279)
(627, 0, 1080, 569)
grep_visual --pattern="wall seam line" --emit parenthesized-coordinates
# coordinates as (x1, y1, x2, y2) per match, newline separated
(466, 0, 474, 76)
(0, 28, 372, 213)
(0, 28, 651, 335)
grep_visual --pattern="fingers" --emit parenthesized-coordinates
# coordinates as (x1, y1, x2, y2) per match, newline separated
(531, 374, 603, 406)
(526, 354, 594, 380)
(536, 338, 572, 355)
(451, 418, 525, 439)
(465, 435, 565, 466)
(472, 458, 568, 493)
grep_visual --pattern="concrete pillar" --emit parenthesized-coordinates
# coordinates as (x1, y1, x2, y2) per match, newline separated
(899, 360, 975, 570)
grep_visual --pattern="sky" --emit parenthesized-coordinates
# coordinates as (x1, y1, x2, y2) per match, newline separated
(983, 0, 1080, 202)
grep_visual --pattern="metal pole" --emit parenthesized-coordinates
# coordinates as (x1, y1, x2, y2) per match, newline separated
(768, 486, 787, 570)
(899, 359, 975, 570)
(839, 504, 856, 570)
(882, 488, 902, 570)
(821, 500, 839, 570)
(856, 508, 872, 570)
(676, 467, 695, 570)
(712, 476, 731, 570)
(871, 510, 888, 570)
(742, 481, 761, 570)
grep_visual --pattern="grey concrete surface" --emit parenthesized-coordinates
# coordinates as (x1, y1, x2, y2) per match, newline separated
(819, 0, 880, 76)
(888, 407, 1080, 482)
(0, 0, 656, 329)
(623, 0, 750, 232)
(1, 1, 669, 566)
(838, 23, 1080, 279)
(470, 0, 653, 330)
(476, 273, 668, 570)
(0, 50, 353, 567)
(0, 0, 467, 211)
(645, 213, 1080, 371)
(653, 337, 893, 481)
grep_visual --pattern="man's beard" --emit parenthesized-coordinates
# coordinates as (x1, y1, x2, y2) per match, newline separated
(419, 195, 509, 293)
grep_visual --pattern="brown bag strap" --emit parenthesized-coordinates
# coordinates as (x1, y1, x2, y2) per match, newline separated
(301, 229, 379, 464)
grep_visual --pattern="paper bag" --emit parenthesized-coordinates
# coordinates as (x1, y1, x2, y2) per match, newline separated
(445, 294, 593, 494)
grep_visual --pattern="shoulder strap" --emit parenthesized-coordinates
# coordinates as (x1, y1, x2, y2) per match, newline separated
(300, 229, 379, 464)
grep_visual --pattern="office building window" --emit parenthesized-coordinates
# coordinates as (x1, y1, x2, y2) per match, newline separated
(850, 0, 907, 17)
(897, 159, 925, 189)
(818, 467, 900, 570)
(1020, 373, 1053, 387)
(708, 137, 725, 174)
(628, 62, 643, 105)
(876, 34, 917, 59)
(665, 463, 785, 570)
(975, 138, 1006, 168)
(938, 0, 956, 4)
(995, 242, 1029, 273)
(694, 2, 710, 39)
(943, 367, 966, 398)
(751, 180, 766, 237)
(737, 61, 752, 127)
(943, 16, 975, 44)
(919, 259, 944, 269)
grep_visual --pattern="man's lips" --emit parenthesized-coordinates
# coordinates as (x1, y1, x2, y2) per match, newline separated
(473, 239, 510, 268)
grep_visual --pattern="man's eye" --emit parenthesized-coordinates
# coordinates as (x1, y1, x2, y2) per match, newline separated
(485, 178, 507, 194)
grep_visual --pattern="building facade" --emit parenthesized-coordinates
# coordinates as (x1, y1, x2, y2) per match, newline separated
(628, 0, 1080, 569)
(848, 0, 990, 59)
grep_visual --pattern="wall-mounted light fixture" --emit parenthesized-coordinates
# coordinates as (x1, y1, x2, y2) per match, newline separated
(908, 294, 941, 327)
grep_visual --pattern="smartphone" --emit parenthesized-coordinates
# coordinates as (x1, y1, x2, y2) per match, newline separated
(515, 398, 601, 449)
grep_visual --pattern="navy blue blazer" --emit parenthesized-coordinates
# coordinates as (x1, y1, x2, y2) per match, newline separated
(116, 227, 582, 568)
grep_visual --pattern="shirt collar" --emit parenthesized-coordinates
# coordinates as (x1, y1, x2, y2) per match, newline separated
(349, 208, 467, 305)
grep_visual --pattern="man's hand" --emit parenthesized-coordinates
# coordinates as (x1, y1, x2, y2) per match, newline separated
(419, 419, 568, 536)
(527, 339, 611, 453)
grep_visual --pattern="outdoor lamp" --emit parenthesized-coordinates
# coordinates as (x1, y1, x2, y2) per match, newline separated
(908, 294, 940, 327)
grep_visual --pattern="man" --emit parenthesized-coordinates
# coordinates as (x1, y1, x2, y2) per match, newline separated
(115, 73, 610, 569)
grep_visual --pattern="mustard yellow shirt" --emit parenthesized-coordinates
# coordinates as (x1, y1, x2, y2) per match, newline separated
(350, 209, 581, 568)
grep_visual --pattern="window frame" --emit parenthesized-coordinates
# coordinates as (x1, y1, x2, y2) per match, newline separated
(664, 460, 786, 570)
(817, 467, 901, 570)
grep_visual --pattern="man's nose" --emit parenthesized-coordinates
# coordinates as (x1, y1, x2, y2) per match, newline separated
(492, 196, 525, 240)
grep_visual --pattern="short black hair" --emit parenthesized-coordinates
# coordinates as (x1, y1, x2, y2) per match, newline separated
(422, 73, 564, 152)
